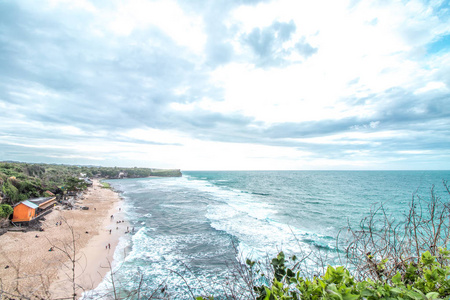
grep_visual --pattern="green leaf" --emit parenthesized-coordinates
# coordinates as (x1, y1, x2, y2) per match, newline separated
(361, 289, 373, 297)
(264, 287, 272, 300)
(325, 287, 343, 300)
(390, 288, 403, 295)
(342, 294, 359, 300)
(286, 268, 295, 278)
(405, 290, 424, 300)
(392, 272, 402, 284)
(425, 292, 440, 299)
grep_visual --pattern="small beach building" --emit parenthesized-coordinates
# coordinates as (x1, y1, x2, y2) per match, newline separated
(11, 200, 38, 222)
(11, 196, 57, 223)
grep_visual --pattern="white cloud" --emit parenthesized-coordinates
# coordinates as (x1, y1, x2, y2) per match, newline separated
(397, 150, 434, 155)
(46, 154, 105, 160)
(414, 81, 448, 94)
(120, 127, 191, 145)
(108, 0, 206, 53)
(48, 0, 97, 12)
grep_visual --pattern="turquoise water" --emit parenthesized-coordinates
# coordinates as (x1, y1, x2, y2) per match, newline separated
(85, 171, 450, 299)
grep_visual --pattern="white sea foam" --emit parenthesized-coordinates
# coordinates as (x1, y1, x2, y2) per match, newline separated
(158, 175, 318, 262)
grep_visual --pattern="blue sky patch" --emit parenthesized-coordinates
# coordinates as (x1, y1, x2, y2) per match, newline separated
(427, 34, 450, 54)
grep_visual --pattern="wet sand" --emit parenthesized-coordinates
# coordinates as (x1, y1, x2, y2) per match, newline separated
(0, 179, 128, 299)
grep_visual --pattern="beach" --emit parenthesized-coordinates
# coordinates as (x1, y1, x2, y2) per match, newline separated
(0, 179, 127, 299)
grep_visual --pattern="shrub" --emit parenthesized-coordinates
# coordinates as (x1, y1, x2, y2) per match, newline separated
(2, 179, 19, 204)
(243, 248, 450, 300)
(0, 204, 13, 218)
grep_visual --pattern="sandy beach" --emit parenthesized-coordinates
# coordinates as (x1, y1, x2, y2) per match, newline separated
(0, 179, 128, 299)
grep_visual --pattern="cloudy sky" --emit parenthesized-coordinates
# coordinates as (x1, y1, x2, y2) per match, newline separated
(0, 0, 449, 170)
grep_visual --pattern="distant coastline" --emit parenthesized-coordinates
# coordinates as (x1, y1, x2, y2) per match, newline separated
(104, 168, 182, 179)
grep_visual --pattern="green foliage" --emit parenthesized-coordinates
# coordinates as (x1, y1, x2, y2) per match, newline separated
(0, 162, 78, 203)
(0, 162, 179, 205)
(100, 181, 111, 189)
(87, 166, 181, 178)
(2, 178, 20, 203)
(0, 204, 13, 218)
(245, 248, 450, 300)
(65, 177, 87, 192)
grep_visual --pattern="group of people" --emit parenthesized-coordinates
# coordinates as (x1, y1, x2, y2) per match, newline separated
(106, 208, 136, 250)
(124, 226, 135, 234)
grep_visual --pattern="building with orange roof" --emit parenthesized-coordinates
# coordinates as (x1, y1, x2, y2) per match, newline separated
(11, 197, 57, 223)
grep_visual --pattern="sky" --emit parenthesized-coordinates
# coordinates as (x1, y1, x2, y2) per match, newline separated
(0, 0, 449, 170)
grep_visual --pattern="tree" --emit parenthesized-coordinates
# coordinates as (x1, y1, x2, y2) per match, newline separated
(64, 177, 87, 192)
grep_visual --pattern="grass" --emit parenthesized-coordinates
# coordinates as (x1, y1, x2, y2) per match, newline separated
(100, 181, 111, 189)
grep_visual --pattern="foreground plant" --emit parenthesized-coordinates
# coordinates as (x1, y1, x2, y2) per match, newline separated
(245, 248, 449, 300)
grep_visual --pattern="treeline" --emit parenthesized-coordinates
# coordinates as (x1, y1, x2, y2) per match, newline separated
(0, 163, 55, 205)
(87, 166, 182, 178)
(0, 162, 181, 207)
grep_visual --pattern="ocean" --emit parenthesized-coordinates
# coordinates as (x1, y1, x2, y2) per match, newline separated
(84, 171, 450, 299)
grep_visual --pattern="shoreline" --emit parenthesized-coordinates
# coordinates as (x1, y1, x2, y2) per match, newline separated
(0, 179, 129, 299)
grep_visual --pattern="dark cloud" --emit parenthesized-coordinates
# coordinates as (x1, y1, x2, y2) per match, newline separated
(243, 20, 296, 66)
(264, 118, 358, 139)
(179, 0, 271, 67)
(242, 20, 317, 67)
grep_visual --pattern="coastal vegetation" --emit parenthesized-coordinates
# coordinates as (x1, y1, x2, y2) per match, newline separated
(100, 181, 112, 189)
(241, 249, 450, 300)
(0, 161, 181, 207)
